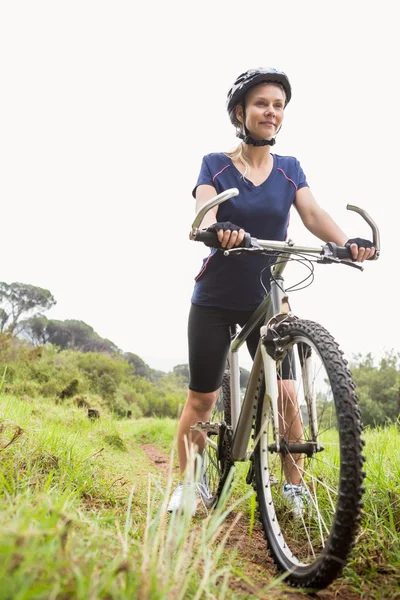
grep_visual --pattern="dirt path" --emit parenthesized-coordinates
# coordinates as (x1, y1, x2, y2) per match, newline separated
(140, 444, 362, 600)
(140, 443, 173, 476)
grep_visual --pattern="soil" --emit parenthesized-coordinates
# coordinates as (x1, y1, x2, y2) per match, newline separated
(140, 443, 172, 476)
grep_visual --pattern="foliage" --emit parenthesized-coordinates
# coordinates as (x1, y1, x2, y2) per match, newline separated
(240, 366, 250, 389)
(350, 350, 400, 426)
(0, 396, 399, 598)
(124, 351, 164, 381)
(20, 316, 119, 353)
(0, 336, 186, 419)
(0, 308, 8, 331)
(173, 363, 190, 381)
(171, 362, 251, 390)
(0, 282, 56, 333)
(0, 396, 248, 600)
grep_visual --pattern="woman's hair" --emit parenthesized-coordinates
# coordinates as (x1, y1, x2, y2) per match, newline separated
(225, 142, 251, 179)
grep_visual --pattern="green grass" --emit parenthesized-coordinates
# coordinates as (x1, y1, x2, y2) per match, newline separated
(232, 424, 400, 595)
(0, 394, 399, 599)
(0, 395, 253, 599)
(345, 425, 400, 596)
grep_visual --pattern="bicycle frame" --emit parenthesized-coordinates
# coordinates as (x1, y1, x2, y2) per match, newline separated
(229, 260, 288, 462)
(190, 187, 381, 463)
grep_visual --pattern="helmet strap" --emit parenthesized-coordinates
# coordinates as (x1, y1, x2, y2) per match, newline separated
(236, 131, 276, 146)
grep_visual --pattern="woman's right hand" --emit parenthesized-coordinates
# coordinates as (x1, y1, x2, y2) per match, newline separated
(206, 221, 246, 249)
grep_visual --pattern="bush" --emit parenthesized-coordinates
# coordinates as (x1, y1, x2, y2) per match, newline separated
(0, 336, 187, 418)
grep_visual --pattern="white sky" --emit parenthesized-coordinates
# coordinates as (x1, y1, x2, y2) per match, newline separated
(1, 1, 398, 372)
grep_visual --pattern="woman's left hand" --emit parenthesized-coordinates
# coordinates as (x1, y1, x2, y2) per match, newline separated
(345, 237, 375, 262)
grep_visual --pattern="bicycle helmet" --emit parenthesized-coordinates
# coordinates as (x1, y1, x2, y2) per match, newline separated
(226, 67, 292, 146)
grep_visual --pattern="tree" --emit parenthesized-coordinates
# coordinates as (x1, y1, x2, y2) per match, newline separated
(0, 282, 56, 333)
(20, 317, 119, 354)
(46, 319, 119, 353)
(350, 351, 400, 426)
(240, 367, 250, 389)
(173, 364, 189, 382)
(0, 309, 8, 332)
(171, 363, 251, 389)
(19, 315, 49, 345)
(124, 352, 150, 378)
(124, 352, 165, 381)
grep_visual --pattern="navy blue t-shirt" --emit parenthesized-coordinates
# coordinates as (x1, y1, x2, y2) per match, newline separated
(191, 152, 308, 311)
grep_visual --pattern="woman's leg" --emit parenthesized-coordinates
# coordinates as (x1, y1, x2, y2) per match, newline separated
(177, 389, 218, 475)
(178, 304, 232, 476)
(244, 321, 304, 485)
(277, 379, 304, 485)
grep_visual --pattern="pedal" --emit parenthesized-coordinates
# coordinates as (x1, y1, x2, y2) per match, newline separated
(190, 421, 220, 435)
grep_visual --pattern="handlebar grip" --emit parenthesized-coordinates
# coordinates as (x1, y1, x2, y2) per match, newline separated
(326, 242, 351, 260)
(335, 246, 351, 260)
(194, 229, 252, 249)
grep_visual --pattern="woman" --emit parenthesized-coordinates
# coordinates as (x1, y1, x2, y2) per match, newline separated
(168, 67, 375, 515)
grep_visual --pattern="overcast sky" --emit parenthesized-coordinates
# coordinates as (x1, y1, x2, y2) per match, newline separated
(1, 1, 398, 372)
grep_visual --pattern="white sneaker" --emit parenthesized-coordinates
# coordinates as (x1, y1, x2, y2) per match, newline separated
(167, 482, 197, 515)
(167, 479, 213, 515)
(197, 478, 213, 510)
(282, 483, 309, 518)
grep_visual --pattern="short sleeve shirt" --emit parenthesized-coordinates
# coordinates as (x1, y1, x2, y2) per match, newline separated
(191, 152, 308, 311)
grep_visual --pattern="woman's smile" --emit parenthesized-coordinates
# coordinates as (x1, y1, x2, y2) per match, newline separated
(242, 83, 285, 139)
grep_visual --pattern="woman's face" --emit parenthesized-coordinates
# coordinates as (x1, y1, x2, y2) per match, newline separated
(236, 83, 285, 140)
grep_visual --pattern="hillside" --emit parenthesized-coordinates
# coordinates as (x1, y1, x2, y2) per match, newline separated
(0, 332, 187, 419)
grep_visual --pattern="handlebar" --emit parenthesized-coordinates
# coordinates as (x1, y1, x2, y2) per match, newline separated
(194, 229, 253, 248)
(346, 204, 380, 259)
(190, 188, 381, 263)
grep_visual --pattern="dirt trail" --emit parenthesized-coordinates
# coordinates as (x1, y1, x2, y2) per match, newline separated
(140, 444, 362, 600)
(140, 443, 172, 476)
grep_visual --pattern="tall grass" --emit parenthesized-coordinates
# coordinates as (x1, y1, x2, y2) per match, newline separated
(346, 425, 400, 587)
(0, 366, 6, 392)
(0, 394, 255, 599)
(1, 393, 399, 598)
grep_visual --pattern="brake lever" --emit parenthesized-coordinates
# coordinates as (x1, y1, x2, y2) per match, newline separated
(318, 256, 364, 271)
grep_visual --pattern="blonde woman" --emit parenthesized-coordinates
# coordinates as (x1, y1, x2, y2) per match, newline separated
(168, 67, 375, 516)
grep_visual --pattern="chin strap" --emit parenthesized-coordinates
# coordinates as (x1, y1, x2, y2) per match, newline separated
(236, 131, 276, 146)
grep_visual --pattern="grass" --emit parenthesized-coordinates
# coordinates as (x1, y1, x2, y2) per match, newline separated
(0, 395, 254, 599)
(0, 393, 399, 599)
(345, 425, 400, 596)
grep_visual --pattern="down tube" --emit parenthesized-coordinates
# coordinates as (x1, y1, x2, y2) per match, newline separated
(230, 305, 273, 462)
(231, 275, 287, 462)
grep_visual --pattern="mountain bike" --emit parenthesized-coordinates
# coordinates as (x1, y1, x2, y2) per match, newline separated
(189, 188, 380, 589)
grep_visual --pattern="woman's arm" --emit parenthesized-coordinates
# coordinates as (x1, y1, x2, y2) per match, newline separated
(195, 184, 219, 228)
(294, 187, 375, 262)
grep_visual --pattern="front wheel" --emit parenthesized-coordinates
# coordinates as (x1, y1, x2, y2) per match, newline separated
(253, 318, 365, 589)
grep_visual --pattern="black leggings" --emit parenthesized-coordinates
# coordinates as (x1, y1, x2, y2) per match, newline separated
(188, 303, 292, 393)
